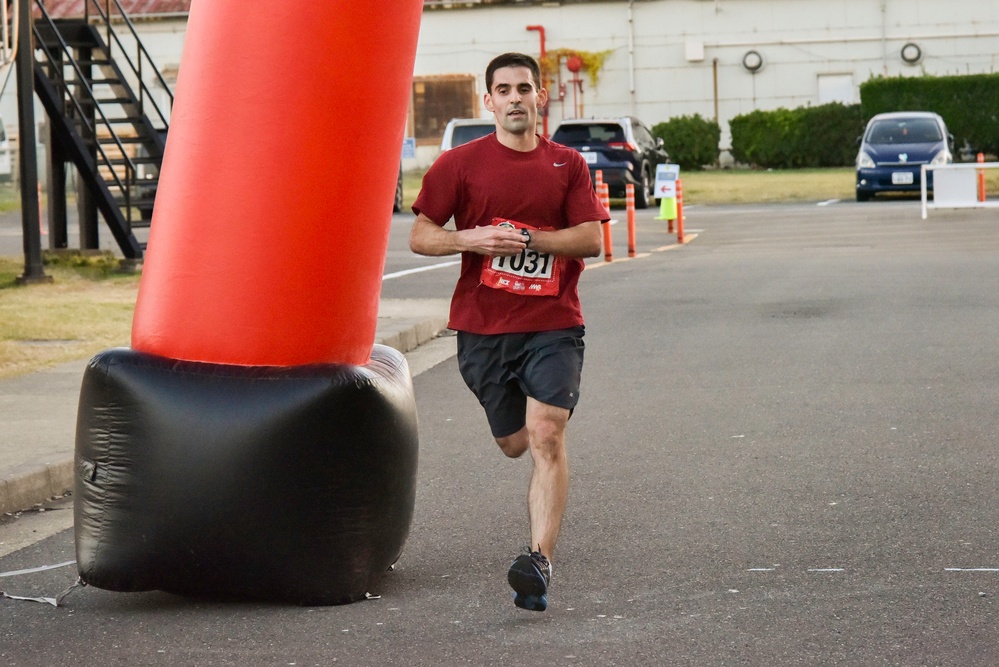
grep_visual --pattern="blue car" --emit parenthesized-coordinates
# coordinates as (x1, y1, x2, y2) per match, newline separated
(855, 111, 953, 201)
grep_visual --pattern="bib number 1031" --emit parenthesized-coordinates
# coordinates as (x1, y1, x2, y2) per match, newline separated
(491, 249, 554, 279)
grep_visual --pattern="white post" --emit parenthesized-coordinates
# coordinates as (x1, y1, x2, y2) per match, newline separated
(921, 164, 929, 220)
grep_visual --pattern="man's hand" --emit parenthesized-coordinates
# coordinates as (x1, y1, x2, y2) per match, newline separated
(410, 214, 526, 257)
(460, 224, 528, 257)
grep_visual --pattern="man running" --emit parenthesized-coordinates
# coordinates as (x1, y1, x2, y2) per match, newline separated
(410, 52, 608, 611)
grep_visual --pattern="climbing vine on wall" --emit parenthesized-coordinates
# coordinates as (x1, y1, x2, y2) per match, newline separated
(539, 48, 613, 87)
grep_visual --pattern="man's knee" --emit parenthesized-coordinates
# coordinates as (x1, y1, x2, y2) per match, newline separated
(526, 403, 569, 460)
(496, 428, 529, 458)
(528, 418, 564, 449)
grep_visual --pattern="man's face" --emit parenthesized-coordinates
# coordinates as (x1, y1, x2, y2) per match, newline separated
(485, 66, 547, 137)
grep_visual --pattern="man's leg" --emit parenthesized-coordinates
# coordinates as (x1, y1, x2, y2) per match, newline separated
(505, 397, 569, 611)
(524, 397, 570, 560)
(494, 398, 569, 558)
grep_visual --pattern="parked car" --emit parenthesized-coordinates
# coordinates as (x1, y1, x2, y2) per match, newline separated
(551, 117, 669, 209)
(440, 117, 495, 152)
(855, 111, 953, 201)
(135, 131, 165, 222)
(0, 119, 11, 182)
(393, 164, 403, 213)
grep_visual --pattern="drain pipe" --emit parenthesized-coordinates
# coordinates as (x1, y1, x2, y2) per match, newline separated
(628, 0, 636, 113)
(526, 24, 549, 137)
(881, 0, 888, 74)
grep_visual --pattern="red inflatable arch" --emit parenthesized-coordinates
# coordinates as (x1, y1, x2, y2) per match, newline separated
(131, 0, 422, 367)
(75, 0, 425, 605)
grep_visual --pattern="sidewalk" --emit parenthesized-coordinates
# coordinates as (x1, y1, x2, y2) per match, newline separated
(0, 298, 450, 516)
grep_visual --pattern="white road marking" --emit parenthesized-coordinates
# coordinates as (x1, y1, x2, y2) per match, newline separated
(944, 568, 999, 572)
(0, 560, 76, 578)
(383, 260, 460, 280)
(817, 199, 840, 206)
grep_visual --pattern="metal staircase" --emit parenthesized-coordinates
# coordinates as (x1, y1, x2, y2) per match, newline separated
(31, 0, 173, 260)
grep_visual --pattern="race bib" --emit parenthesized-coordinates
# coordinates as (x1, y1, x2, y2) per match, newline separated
(480, 218, 561, 297)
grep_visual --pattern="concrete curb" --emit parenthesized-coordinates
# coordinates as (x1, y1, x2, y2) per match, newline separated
(1, 459, 75, 516)
(0, 309, 449, 516)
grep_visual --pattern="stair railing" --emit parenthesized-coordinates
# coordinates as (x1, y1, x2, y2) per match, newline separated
(0, 0, 19, 100)
(33, 0, 137, 219)
(1, 0, 18, 71)
(83, 0, 173, 130)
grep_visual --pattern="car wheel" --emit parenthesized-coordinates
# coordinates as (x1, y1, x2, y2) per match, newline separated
(856, 190, 872, 202)
(635, 169, 651, 209)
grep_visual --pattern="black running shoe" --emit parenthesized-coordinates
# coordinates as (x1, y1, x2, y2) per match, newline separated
(507, 548, 551, 612)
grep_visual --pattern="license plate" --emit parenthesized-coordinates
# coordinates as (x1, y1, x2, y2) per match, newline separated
(891, 171, 914, 185)
(581, 151, 597, 165)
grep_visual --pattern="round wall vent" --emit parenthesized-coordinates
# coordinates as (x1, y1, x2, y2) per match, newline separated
(901, 42, 922, 65)
(742, 49, 764, 73)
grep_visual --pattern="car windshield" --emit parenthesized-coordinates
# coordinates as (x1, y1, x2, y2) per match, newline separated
(451, 124, 495, 148)
(867, 118, 943, 144)
(552, 123, 625, 145)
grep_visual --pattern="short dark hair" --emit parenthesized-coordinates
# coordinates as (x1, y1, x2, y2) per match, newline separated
(485, 52, 542, 93)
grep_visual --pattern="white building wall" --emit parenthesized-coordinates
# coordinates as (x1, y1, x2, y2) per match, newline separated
(1, 2, 995, 170)
(413, 0, 999, 166)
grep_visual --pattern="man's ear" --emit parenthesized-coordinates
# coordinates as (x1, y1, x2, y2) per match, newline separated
(537, 87, 549, 109)
(484, 93, 494, 112)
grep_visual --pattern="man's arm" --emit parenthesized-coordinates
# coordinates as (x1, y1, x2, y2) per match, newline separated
(410, 214, 603, 259)
(527, 220, 603, 259)
(410, 213, 529, 257)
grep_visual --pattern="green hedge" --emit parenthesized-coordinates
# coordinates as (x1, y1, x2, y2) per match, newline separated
(729, 102, 862, 169)
(650, 114, 720, 170)
(860, 73, 999, 156)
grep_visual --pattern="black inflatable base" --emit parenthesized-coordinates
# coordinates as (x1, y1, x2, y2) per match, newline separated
(73, 346, 418, 605)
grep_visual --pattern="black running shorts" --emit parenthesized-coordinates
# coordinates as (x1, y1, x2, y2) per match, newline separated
(456, 326, 585, 438)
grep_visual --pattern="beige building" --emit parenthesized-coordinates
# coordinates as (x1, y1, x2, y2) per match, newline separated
(4, 0, 996, 169)
(412, 0, 999, 165)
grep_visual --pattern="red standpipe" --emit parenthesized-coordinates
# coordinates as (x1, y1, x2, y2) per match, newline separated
(526, 24, 548, 137)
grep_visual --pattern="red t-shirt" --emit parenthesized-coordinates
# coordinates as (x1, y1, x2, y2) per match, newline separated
(413, 133, 609, 334)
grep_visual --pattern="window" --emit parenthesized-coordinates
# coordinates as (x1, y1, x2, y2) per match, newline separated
(817, 73, 854, 105)
(412, 75, 477, 145)
(632, 121, 655, 150)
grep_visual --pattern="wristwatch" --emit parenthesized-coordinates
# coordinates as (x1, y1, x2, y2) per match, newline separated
(520, 228, 532, 248)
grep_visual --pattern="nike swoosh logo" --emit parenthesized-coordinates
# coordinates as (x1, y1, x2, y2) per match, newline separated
(554, 162, 567, 167)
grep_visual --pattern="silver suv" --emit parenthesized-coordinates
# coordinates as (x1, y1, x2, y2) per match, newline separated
(552, 117, 669, 208)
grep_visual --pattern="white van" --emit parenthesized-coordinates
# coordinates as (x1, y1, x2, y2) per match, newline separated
(440, 117, 495, 152)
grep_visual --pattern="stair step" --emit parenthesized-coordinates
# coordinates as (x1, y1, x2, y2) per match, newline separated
(108, 156, 161, 165)
(97, 137, 157, 146)
(64, 78, 123, 87)
(112, 196, 155, 207)
(75, 59, 114, 68)
(95, 97, 138, 105)
(97, 124, 149, 135)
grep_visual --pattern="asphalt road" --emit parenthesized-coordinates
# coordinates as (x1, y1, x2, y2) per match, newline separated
(2, 199, 998, 665)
